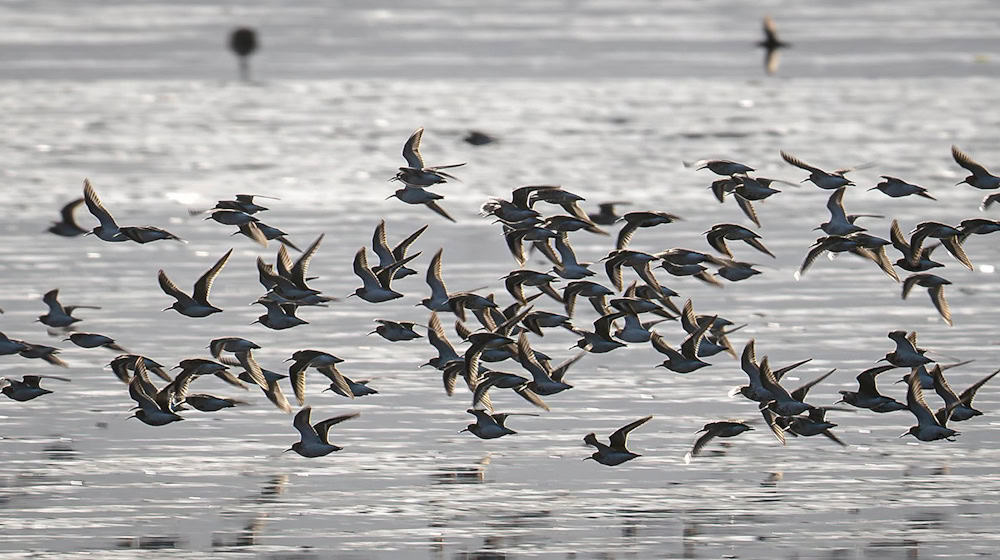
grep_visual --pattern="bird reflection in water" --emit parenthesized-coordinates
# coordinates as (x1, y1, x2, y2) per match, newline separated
(212, 515, 268, 548)
(430, 455, 491, 485)
(116, 536, 181, 549)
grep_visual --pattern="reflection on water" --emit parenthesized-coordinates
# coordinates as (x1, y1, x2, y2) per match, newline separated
(116, 535, 182, 550)
(212, 515, 268, 548)
(429, 456, 491, 486)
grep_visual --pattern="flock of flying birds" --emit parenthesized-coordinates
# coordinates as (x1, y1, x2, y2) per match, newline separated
(3, 126, 1000, 466)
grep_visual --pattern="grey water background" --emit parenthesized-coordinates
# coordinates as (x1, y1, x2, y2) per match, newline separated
(2, 1, 1000, 558)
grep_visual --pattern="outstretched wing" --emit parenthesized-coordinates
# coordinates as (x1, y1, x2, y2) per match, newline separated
(193, 248, 233, 304)
(609, 415, 652, 451)
(402, 128, 425, 168)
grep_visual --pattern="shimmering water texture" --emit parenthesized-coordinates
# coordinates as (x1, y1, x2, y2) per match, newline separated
(2, 2, 1000, 560)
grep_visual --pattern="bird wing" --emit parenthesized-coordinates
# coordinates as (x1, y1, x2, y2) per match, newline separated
(553, 232, 578, 267)
(927, 284, 953, 326)
(826, 187, 850, 223)
(790, 368, 836, 402)
(780, 150, 823, 174)
(609, 415, 652, 451)
(928, 364, 960, 407)
(705, 228, 733, 258)
(958, 368, 1000, 405)
(193, 248, 233, 304)
(82, 179, 118, 229)
(503, 228, 529, 266)
(759, 358, 793, 401)
(470, 373, 504, 411)
(59, 197, 85, 226)
(680, 299, 699, 334)
(313, 412, 359, 445)
(292, 407, 321, 444)
(402, 128, 425, 168)
(762, 15, 779, 44)
(291, 234, 324, 288)
(734, 194, 760, 227)
(427, 312, 459, 362)
(901, 273, 927, 301)
(741, 339, 761, 383)
(889, 219, 911, 256)
(376, 251, 421, 290)
(680, 316, 714, 360)
(905, 369, 939, 427)
(514, 385, 551, 411)
(952, 145, 991, 177)
(548, 351, 587, 383)
(353, 248, 381, 290)
(42, 289, 66, 315)
(128, 375, 160, 414)
(371, 220, 393, 266)
(424, 200, 456, 223)
(649, 331, 676, 357)
(318, 365, 353, 400)
(798, 238, 833, 277)
(941, 236, 973, 271)
(276, 244, 294, 278)
(594, 312, 625, 341)
(263, 377, 293, 413)
(239, 221, 268, 246)
(158, 270, 192, 304)
(761, 408, 787, 445)
(393, 225, 428, 260)
(616, 222, 639, 250)
(604, 254, 625, 291)
(772, 358, 812, 382)
(236, 350, 267, 390)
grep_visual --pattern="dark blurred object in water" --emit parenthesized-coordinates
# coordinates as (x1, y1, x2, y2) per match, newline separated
(757, 16, 789, 76)
(464, 130, 497, 146)
(229, 27, 259, 81)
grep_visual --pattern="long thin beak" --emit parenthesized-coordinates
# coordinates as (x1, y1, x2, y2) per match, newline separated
(898, 432, 908, 438)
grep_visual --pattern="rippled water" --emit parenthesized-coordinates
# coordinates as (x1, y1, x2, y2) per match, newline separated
(2, 2, 1000, 559)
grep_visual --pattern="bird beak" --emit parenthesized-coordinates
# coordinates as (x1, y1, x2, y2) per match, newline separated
(867, 187, 877, 191)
